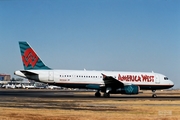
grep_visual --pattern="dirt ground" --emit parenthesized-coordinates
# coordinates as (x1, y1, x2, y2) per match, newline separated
(0, 100, 180, 120)
(0, 89, 180, 120)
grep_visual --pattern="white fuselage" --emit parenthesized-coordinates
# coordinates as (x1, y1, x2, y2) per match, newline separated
(14, 69, 174, 90)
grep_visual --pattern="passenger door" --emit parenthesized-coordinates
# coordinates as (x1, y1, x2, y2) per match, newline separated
(155, 74, 160, 84)
(48, 71, 54, 81)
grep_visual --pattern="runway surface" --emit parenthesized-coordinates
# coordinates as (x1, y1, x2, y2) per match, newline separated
(0, 89, 180, 100)
(0, 89, 180, 112)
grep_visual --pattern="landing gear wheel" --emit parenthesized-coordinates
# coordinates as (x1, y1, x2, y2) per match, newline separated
(152, 94, 157, 98)
(152, 90, 157, 98)
(103, 93, 110, 98)
(95, 91, 101, 97)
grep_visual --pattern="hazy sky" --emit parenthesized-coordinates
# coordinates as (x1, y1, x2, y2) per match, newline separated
(0, 0, 180, 88)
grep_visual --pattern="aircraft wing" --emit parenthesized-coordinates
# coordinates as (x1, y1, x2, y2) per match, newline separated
(102, 73, 124, 88)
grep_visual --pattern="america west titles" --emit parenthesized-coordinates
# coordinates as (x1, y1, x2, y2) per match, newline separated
(118, 74, 154, 82)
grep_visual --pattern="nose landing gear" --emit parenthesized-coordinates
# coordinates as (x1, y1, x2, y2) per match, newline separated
(152, 90, 157, 98)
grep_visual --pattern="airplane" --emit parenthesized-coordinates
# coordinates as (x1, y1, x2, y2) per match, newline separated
(14, 41, 174, 98)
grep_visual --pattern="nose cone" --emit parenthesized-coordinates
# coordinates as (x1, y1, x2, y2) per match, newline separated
(169, 80, 174, 87)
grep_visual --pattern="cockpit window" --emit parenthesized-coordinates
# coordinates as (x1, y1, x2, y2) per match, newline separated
(164, 77, 168, 80)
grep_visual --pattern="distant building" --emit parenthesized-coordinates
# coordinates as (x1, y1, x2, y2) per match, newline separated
(0, 74, 11, 81)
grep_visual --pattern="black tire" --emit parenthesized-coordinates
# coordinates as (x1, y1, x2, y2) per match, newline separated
(95, 92, 101, 97)
(152, 94, 157, 98)
(103, 93, 110, 98)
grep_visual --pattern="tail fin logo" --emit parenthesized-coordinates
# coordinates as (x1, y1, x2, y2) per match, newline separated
(22, 48, 39, 67)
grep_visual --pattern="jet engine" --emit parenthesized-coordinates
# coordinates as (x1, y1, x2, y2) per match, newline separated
(116, 85, 139, 94)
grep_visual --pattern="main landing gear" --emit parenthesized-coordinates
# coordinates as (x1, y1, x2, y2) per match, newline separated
(95, 91, 110, 98)
(103, 93, 110, 97)
(95, 90, 111, 98)
(95, 87, 111, 98)
(103, 87, 111, 97)
(95, 90, 101, 97)
(152, 90, 157, 98)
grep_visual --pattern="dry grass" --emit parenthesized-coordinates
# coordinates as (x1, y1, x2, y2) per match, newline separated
(0, 100, 180, 120)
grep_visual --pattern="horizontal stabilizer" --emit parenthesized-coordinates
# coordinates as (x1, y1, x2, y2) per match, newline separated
(20, 70, 38, 75)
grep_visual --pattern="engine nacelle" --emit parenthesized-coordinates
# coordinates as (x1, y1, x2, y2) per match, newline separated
(117, 85, 139, 94)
